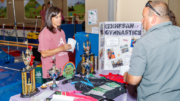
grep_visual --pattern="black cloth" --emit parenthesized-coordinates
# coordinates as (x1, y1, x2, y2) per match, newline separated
(76, 61, 82, 74)
(32, 47, 41, 61)
(62, 20, 67, 24)
(73, 77, 126, 100)
(82, 21, 85, 31)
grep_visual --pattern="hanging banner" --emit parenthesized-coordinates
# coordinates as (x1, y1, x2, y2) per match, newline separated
(0, 0, 7, 18)
(68, 0, 85, 20)
(24, 0, 44, 19)
(104, 22, 142, 36)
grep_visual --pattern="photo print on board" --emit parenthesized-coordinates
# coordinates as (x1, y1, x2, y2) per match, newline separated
(111, 59, 123, 68)
(106, 48, 115, 60)
(101, 60, 104, 70)
(99, 49, 104, 59)
(100, 24, 104, 36)
(130, 37, 139, 47)
(120, 44, 129, 53)
(125, 55, 131, 66)
(101, 38, 105, 47)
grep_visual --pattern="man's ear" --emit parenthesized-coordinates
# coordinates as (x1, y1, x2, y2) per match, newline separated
(151, 15, 157, 24)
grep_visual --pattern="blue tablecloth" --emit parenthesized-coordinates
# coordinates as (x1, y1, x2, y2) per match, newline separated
(0, 80, 41, 101)
(0, 62, 26, 87)
(0, 48, 15, 65)
(0, 62, 41, 101)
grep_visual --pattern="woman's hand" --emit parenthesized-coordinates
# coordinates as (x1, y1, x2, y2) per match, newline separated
(40, 44, 72, 58)
(60, 44, 72, 51)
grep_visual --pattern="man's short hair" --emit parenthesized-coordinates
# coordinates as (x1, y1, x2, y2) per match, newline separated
(148, 1, 170, 20)
(47, 2, 50, 5)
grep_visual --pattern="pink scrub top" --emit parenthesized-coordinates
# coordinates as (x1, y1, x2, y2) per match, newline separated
(40, 10, 46, 22)
(38, 27, 69, 78)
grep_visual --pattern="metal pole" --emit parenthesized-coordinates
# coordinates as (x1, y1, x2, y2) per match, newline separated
(17, 23, 25, 42)
(50, 0, 54, 6)
(15, 28, 18, 49)
(12, 0, 17, 28)
(74, 16, 76, 34)
(12, 0, 18, 49)
(8, 42, 9, 61)
(35, 16, 40, 33)
(23, 24, 25, 42)
(95, 56, 97, 72)
(3, 24, 5, 40)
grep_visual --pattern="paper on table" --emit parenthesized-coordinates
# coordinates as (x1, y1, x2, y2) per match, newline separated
(67, 38, 76, 53)
(51, 94, 75, 101)
(33, 90, 54, 101)
(119, 65, 130, 75)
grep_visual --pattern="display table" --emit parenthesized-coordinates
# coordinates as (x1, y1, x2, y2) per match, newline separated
(10, 70, 137, 101)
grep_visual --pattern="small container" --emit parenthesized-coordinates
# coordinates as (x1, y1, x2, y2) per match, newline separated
(40, 84, 47, 89)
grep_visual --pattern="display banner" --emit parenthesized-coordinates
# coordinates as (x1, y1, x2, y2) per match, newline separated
(24, 0, 44, 19)
(104, 22, 142, 36)
(68, 0, 85, 20)
(0, 0, 7, 18)
(98, 22, 142, 74)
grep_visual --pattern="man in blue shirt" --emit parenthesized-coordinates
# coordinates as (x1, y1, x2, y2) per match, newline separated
(124, 1, 180, 101)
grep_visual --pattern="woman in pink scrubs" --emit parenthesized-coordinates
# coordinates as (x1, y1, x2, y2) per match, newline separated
(38, 6, 72, 82)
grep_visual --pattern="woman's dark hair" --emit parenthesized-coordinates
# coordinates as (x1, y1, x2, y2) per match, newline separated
(45, 6, 61, 33)
(169, 10, 177, 26)
(42, 4, 46, 10)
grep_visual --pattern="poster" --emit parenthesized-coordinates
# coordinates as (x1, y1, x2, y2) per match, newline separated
(104, 22, 142, 36)
(0, 0, 7, 18)
(98, 22, 105, 73)
(24, 0, 44, 19)
(88, 9, 98, 25)
(98, 22, 142, 73)
(92, 27, 99, 34)
(68, 0, 85, 20)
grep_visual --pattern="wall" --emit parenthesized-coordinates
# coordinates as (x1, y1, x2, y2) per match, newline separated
(151, 0, 169, 4)
(0, 0, 64, 28)
(116, 0, 148, 22)
(62, 0, 68, 19)
(169, 0, 180, 26)
(85, 0, 108, 33)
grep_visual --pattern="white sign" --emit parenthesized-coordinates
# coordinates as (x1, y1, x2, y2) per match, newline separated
(125, 55, 131, 65)
(106, 37, 119, 47)
(88, 9, 98, 25)
(92, 27, 99, 34)
(104, 22, 142, 36)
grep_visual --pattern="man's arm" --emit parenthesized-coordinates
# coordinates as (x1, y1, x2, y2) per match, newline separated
(41, 44, 71, 58)
(124, 72, 142, 85)
(124, 42, 146, 85)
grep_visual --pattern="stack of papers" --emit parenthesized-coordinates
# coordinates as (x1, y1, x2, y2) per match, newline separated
(51, 94, 75, 101)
